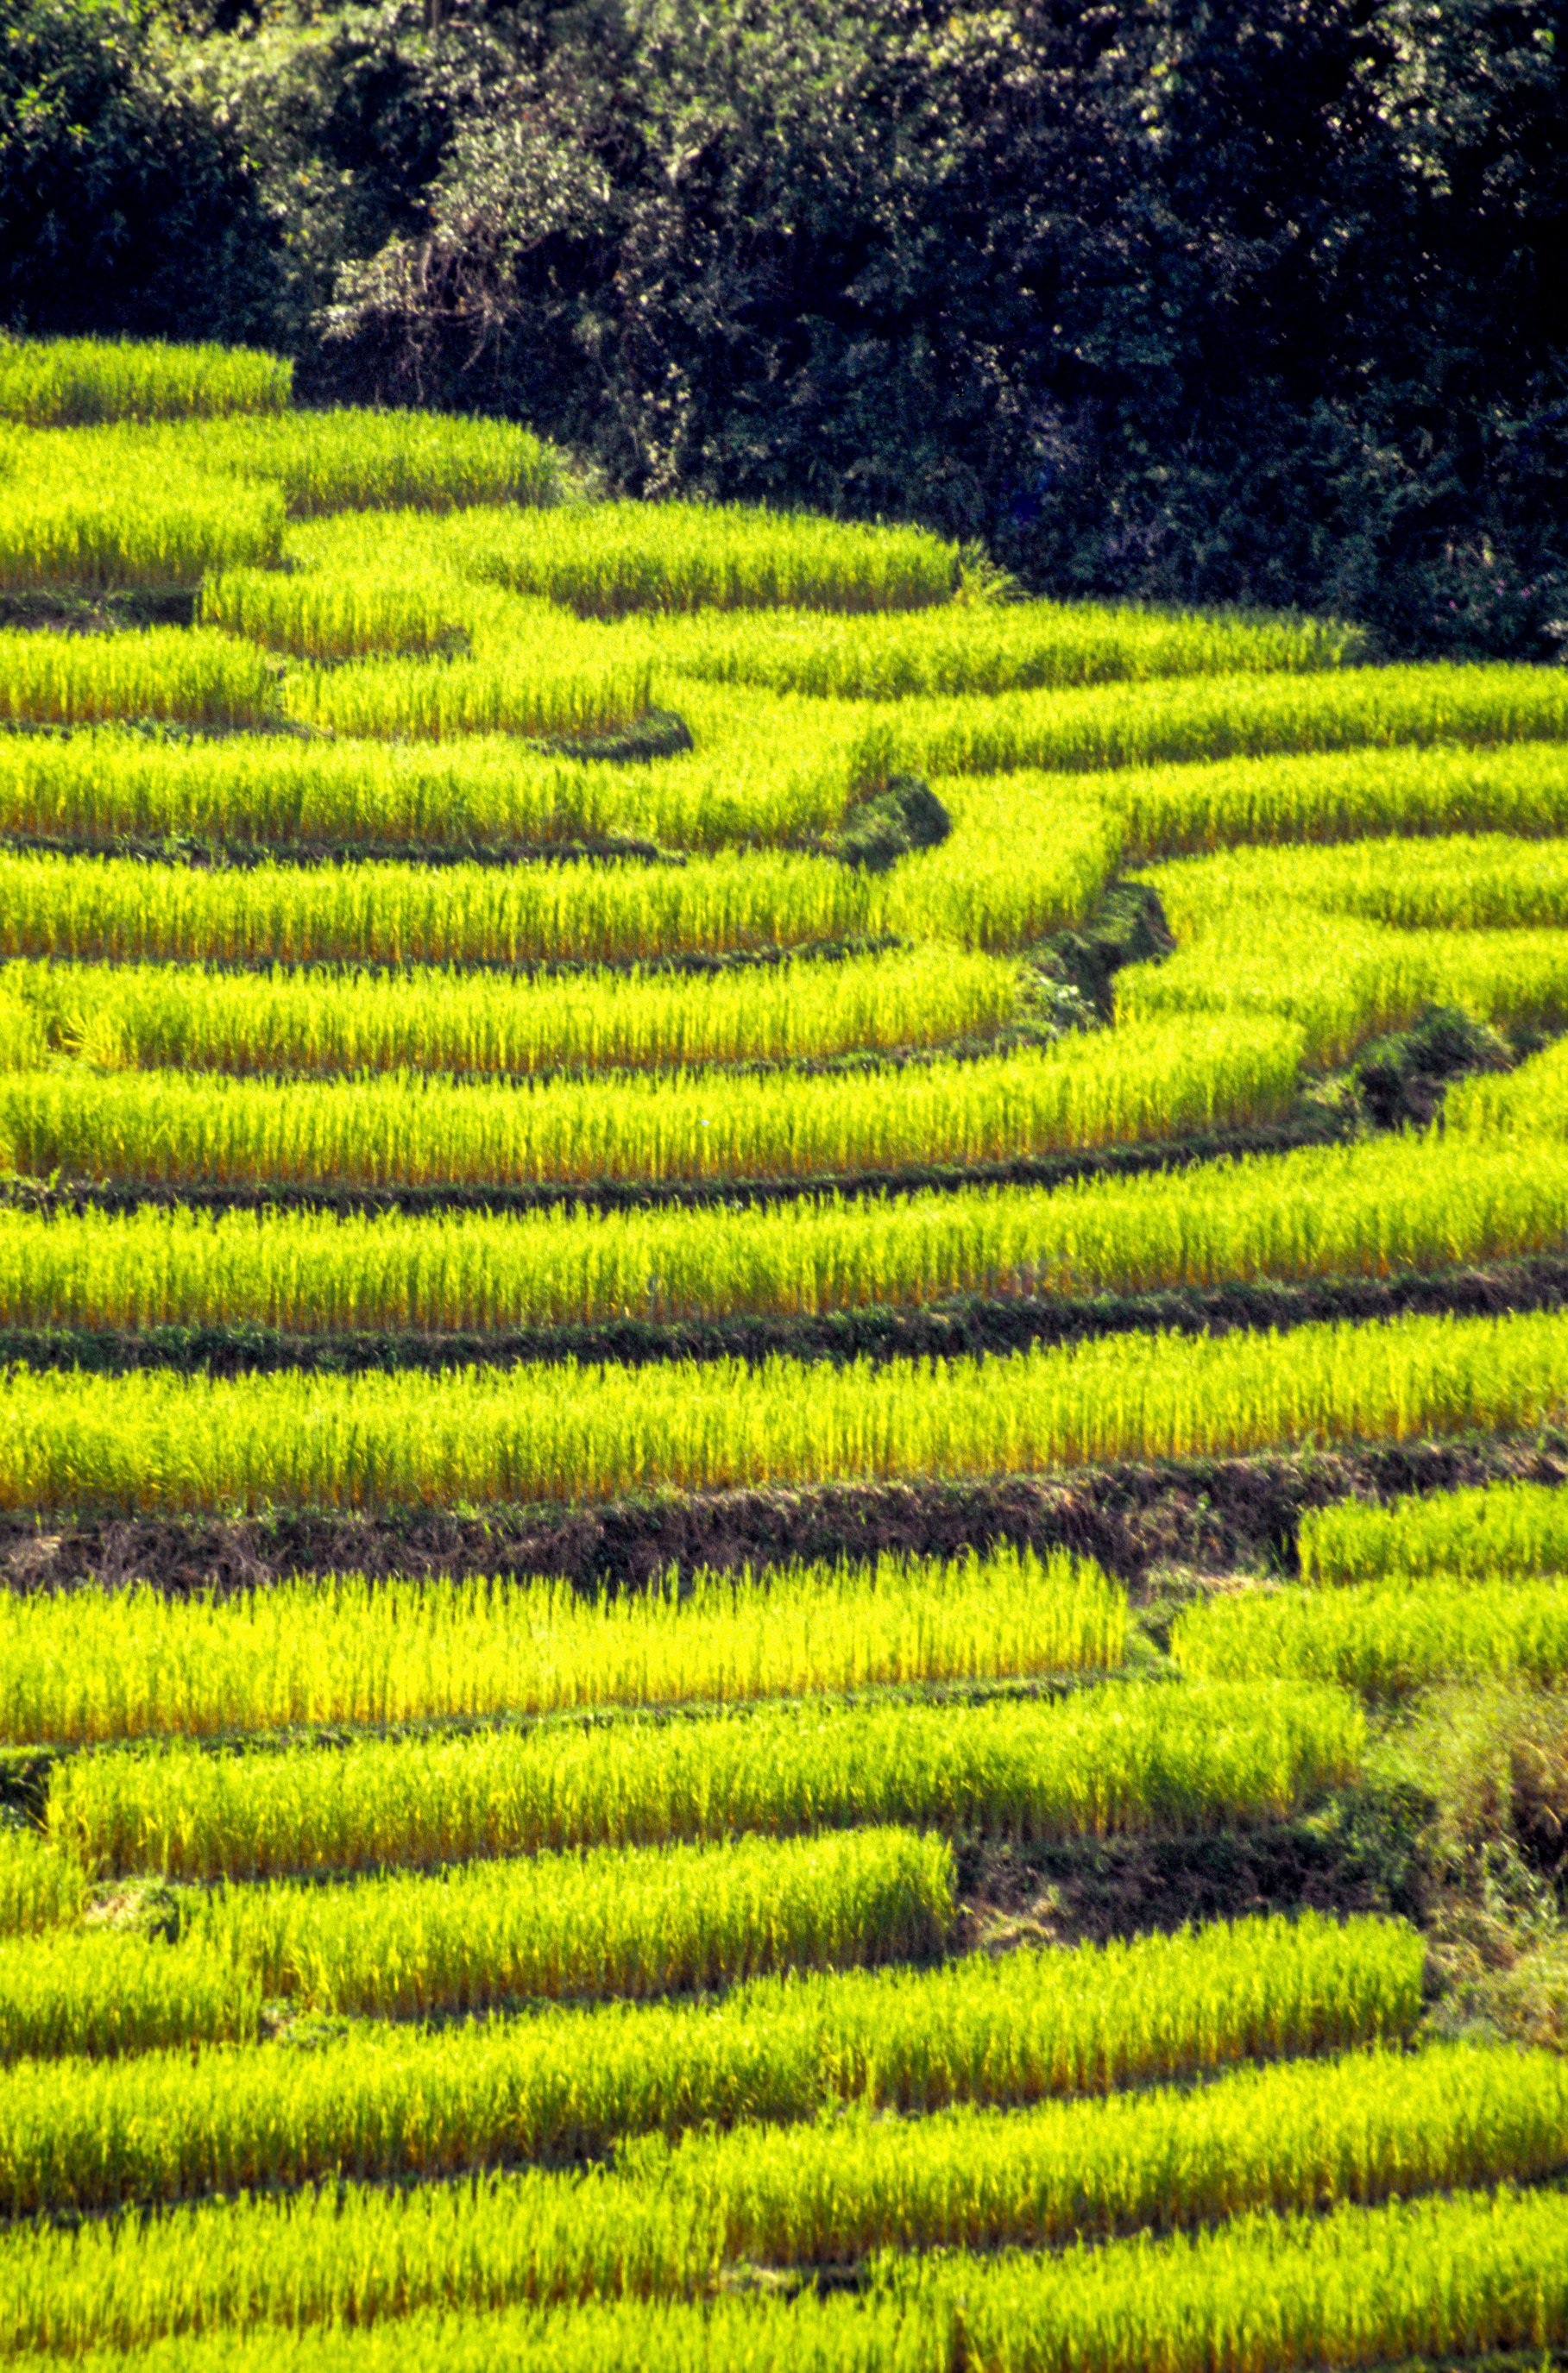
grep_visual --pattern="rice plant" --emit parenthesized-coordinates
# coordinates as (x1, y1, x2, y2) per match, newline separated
(281, 641, 653, 746)
(200, 567, 473, 661)
(1111, 740, 1568, 860)
(651, 2042, 1568, 2267)
(0, 721, 853, 856)
(0, 1929, 259, 2062)
(1146, 829, 1568, 932)
(1446, 1032, 1568, 1138)
(0, 2044, 1555, 2357)
(16, 2186, 1568, 2373)
(0, 1134, 1561, 1341)
(1119, 910, 1568, 1065)
(0, 1305, 1558, 1518)
(881, 777, 1122, 948)
(0, 1829, 87, 1938)
(0, 1910, 1422, 2215)
(0, 853, 879, 972)
(0, 835, 1108, 969)
(204, 1826, 955, 2017)
(857, 664, 1568, 783)
(0, 338, 292, 426)
(436, 500, 960, 616)
(65, 411, 562, 515)
(1300, 1479, 1568, 1584)
(47, 1683, 1363, 1881)
(1174, 1572, 1568, 1696)
(0, 1549, 1126, 1748)
(0, 482, 283, 594)
(0, 1829, 953, 2055)
(3, 946, 1021, 1079)
(0, 1017, 1303, 1190)
(0, 630, 279, 729)
(646, 598, 1363, 699)
(908, 2185, 1568, 2373)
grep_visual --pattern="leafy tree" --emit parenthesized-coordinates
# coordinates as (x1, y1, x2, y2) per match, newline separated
(0, 0, 280, 339)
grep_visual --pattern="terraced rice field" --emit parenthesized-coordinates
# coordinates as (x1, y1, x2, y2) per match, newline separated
(3, 333, 1568, 2372)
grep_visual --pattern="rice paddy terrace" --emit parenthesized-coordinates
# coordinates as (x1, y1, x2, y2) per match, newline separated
(3, 330, 1568, 2371)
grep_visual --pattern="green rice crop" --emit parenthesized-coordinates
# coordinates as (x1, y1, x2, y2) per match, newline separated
(0, 631, 279, 730)
(858, 664, 1568, 782)
(0, 483, 283, 594)
(205, 558, 608, 671)
(1109, 741, 1568, 860)
(881, 777, 1121, 948)
(0, 1306, 1559, 1517)
(0, 804, 1114, 967)
(1147, 831, 1568, 931)
(281, 642, 653, 746)
(904, 2187, 1568, 2373)
(649, 599, 1363, 698)
(0, 2043, 1553, 2358)
(644, 2041, 1568, 2266)
(0, 851, 877, 969)
(21, 2184, 1568, 2373)
(0, 724, 850, 857)
(6, 946, 1019, 1079)
(1300, 1480, 1568, 1584)
(194, 411, 561, 515)
(2, 1133, 1562, 1339)
(0, 733, 803, 858)
(0, 1929, 260, 2062)
(0, 1829, 953, 2055)
(198, 1827, 956, 2017)
(0, 1910, 1422, 2214)
(0, 1019, 1302, 1190)
(0, 340, 292, 427)
(0, 2299, 838, 2372)
(0, 1550, 1124, 1748)
(430, 501, 959, 616)
(1119, 912, 1568, 1065)
(200, 568, 472, 661)
(0, 2161, 707, 2349)
(0, 986, 41, 1072)
(0, 1831, 87, 1938)
(1445, 1032, 1568, 1138)
(62, 412, 561, 516)
(1173, 1571, 1568, 1696)
(48, 1684, 1361, 1883)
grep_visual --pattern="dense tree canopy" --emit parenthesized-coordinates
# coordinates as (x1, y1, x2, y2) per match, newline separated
(0, 0, 280, 342)
(3, 0, 1565, 651)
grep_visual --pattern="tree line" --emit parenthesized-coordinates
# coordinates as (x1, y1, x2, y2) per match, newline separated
(3, 0, 1565, 651)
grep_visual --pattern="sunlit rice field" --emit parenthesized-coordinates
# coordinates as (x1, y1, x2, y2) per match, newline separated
(3, 334, 1568, 2373)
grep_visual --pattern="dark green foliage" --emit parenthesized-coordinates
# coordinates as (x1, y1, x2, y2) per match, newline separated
(84, 1878, 186, 1940)
(0, 1759, 54, 1824)
(0, 591, 199, 633)
(1355, 1006, 1515, 1130)
(7, 2, 1565, 645)
(0, 0, 280, 341)
(533, 709, 695, 766)
(287, 0, 1568, 656)
(1053, 883, 1175, 1022)
(835, 775, 951, 872)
